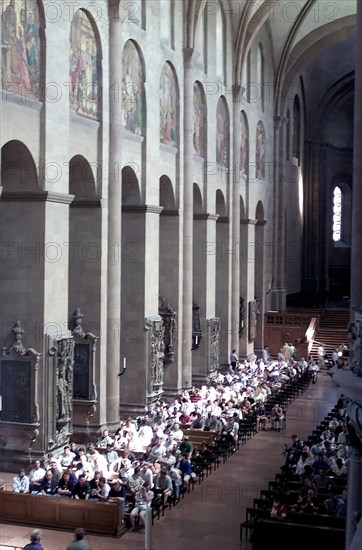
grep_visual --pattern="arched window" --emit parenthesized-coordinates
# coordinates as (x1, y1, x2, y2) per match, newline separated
(332, 186, 342, 242)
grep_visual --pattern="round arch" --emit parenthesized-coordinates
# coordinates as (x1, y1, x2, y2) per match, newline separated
(159, 175, 176, 209)
(122, 166, 141, 205)
(69, 155, 97, 198)
(193, 183, 203, 214)
(216, 189, 226, 217)
(1, 140, 39, 190)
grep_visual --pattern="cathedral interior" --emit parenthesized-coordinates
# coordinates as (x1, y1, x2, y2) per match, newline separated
(0, 1, 362, 549)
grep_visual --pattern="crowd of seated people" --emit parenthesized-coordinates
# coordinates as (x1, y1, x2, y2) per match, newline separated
(10, 352, 315, 531)
(269, 400, 348, 522)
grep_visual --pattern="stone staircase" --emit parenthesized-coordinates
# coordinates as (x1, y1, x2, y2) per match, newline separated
(310, 310, 350, 360)
(286, 308, 350, 360)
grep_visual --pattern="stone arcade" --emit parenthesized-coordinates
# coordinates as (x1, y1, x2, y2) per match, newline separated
(1, 2, 362, 548)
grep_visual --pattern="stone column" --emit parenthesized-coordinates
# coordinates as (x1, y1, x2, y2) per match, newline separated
(182, 49, 196, 387)
(302, 139, 323, 298)
(350, 0, 362, 311)
(106, 3, 122, 428)
(231, 86, 242, 354)
(270, 116, 287, 312)
(240, 219, 256, 357)
(193, 213, 219, 384)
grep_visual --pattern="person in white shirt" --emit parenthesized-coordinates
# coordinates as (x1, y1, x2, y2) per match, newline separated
(97, 429, 114, 448)
(12, 468, 30, 493)
(98, 476, 111, 501)
(29, 460, 46, 492)
(60, 445, 76, 467)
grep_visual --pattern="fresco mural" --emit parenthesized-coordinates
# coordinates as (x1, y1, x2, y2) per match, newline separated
(256, 120, 266, 179)
(122, 40, 143, 135)
(193, 82, 206, 157)
(70, 10, 99, 120)
(160, 62, 178, 147)
(240, 111, 249, 176)
(216, 98, 229, 167)
(1, 0, 40, 100)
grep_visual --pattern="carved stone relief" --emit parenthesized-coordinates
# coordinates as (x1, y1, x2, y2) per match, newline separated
(158, 296, 177, 364)
(206, 318, 220, 376)
(145, 315, 165, 402)
(48, 332, 74, 447)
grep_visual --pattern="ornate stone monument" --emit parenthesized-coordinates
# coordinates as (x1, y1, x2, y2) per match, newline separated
(46, 330, 74, 448)
(158, 296, 177, 365)
(145, 315, 165, 403)
(206, 318, 220, 377)
(70, 308, 98, 441)
(0, 321, 41, 469)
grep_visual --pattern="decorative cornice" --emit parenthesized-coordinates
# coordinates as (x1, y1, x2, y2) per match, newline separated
(193, 213, 219, 221)
(240, 218, 257, 225)
(70, 198, 102, 208)
(217, 216, 229, 224)
(1, 191, 75, 204)
(160, 209, 180, 217)
(122, 205, 163, 214)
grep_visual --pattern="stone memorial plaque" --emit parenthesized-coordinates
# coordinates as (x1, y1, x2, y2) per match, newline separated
(0, 360, 32, 422)
(73, 343, 90, 400)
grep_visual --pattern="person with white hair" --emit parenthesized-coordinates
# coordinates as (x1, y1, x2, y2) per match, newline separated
(24, 529, 44, 550)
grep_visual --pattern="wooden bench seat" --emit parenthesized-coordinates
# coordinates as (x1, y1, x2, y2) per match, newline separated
(0, 491, 125, 537)
(251, 518, 345, 550)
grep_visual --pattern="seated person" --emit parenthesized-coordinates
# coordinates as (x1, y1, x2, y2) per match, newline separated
(60, 445, 76, 468)
(298, 478, 317, 503)
(312, 453, 329, 474)
(154, 466, 173, 506)
(179, 436, 193, 460)
(98, 476, 111, 501)
(43, 452, 62, 471)
(127, 466, 144, 495)
(108, 479, 126, 502)
(47, 460, 63, 484)
(72, 474, 91, 500)
(74, 455, 94, 481)
(324, 492, 346, 517)
(40, 469, 58, 496)
(28, 460, 46, 493)
(190, 413, 205, 430)
(89, 471, 102, 499)
(330, 457, 347, 477)
(255, 403, 268, 431)
(169, 465, 183, 500)
(270, 498, 287, 519)
(104, 443, 119, 468)
(97, 429, 114, 448)
(69, 442, 81, 462)
(129, 484, 154, 533)
(270, 404, 285, 431)
(178, 455, 196, 487)
(57, 470, 74, 497)
(299, 489, 319, 514)
(314, 469, 332, 492)
(12, 468, 30, 493)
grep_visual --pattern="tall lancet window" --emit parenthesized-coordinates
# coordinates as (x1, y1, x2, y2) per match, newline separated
(333, 186, 342, 242)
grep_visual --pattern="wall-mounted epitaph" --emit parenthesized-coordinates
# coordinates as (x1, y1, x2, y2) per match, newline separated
(73, 343, 90, 399)
(0, 320, 41, 426)
(71, 308, 97, 403)
(0, 360, 31, 422)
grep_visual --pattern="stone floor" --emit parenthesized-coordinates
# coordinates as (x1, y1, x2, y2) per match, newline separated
(0, 371, 341, 550)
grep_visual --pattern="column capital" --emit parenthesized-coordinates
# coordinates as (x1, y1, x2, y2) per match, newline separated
(193, 213, 219, 221)
(240, 218, 257, 225)
(122, 204, 163, 215)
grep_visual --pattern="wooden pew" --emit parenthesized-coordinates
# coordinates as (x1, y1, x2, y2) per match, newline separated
(0, 491, 125, 537)
(251, 519, 345, 550)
